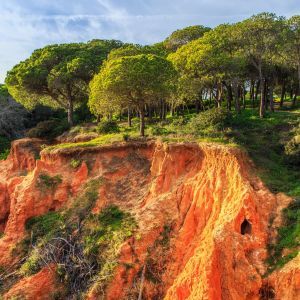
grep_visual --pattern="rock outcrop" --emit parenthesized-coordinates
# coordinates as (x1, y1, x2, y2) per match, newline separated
(0, 139, 298, 299)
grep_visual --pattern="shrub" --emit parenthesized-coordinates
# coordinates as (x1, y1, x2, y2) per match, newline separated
(171, 116, 188, 126)
(36, 173, 62, 192)
(25, 211, 64, 244)
(123, 133, 130, 142)
(19, 249, 41, 276)
(70, 159, 82, 168)
(26, 119, 69, 140)
(0, 149, 10, 160)
(149, 126, 169, 136)
(189, 108, 231, 135)
(97, 120, 120, 134)
(0, 136, 10, 160)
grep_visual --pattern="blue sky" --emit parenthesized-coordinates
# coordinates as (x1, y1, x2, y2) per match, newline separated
(0, 0, 299, 83)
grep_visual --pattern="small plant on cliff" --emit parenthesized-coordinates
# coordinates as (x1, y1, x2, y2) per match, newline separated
(36, 173, 62, 192)
(83, 205, 137, 294)
(25, 211, 64, 244)
(19, 249, 41, 276)
(70, 158, 82, 168)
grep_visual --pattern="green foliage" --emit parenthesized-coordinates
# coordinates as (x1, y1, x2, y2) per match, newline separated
(19, 249, 41, 276)
(36, 173, 62, 191)
(149, 125, 171, 136)
(0, 84, 9, 97)
(84, 205, 137, 292)
(97, 120, 120, 134)
(0, 136, 10, 160)
(70, 158, 82, 168)
(89, 53, 177, 135)
(25, 211, 63, 244)
(122, 133, 130, 142)
(230, 108, 300, 197)
(5, 40, 123, 124)
(189, 108, 231, 135)
(164, 25, 211, 51)
(26, 119, 69, 139)
(0, 149, 10, 161)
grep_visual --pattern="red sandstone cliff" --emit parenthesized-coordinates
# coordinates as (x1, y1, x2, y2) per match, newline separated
(0, 138, 298, 299)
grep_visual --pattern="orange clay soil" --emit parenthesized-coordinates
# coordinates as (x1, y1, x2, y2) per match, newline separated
(0, 138, 299, 300)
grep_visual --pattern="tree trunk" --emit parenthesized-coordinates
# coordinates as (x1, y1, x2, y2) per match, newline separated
(162, 101, 166, 120)
(241, 86, 246, 109)
(216, 82, 223, 108)
(159, 99, 163, 120)
(250, 80, 255, 108)
(259, 68, 265, 118)
(264, 80, 269, 111)
(139, 105, 145, 137)
(290, 89, 293, 102)
(127, 108, 132, 127)
(223, 82, 232, 111)
(96, 115, 101, 123)
(269, 82, 274, 113)
(67, 99, 74, 126)
(148, 105, 152, 121)
(233, 80, 241, 114)
(195, 99, 200, 113)
(292, 86, 298, 106)
(280, 81, 286, 108)
(255, 80, 260, 102)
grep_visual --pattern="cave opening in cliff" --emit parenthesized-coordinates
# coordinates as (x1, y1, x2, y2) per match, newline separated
(259, 283, 275, 299)
(241, 219, 252, 235)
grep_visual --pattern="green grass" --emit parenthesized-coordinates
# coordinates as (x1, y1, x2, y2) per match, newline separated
(230, 108, 300, 197)
(44, 133, 128, 151)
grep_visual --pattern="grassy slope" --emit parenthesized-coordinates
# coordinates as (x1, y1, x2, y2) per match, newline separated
(230, 106, 300, 272)
(231, 107, 300, 198)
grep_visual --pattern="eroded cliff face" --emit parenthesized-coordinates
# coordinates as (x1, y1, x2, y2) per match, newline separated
(0, 139, 298, 299)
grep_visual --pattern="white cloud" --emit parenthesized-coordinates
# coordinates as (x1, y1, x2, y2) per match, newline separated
(0, 0, 299, 83)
